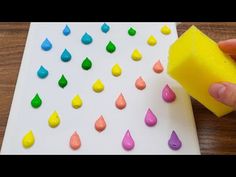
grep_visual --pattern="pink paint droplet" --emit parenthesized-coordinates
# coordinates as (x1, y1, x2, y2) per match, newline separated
(144, 108, 157, 127)
(168, 131, 182, 150)
(153, 60, 164, 73)
(115, 93, 126, 110)
(135, 76, 146, 90)
(162, 84, 176, 103)
(122, 130, 135, 151)
(70, 131, 81, 150)
(95, 115, 106, 132)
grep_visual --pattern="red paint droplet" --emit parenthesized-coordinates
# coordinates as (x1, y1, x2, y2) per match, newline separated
(135, 76, 146, 90)
(70, 131, 81, 150)
(153, 60, 164, 73)
(115, 93, 126, 110)
(95, 115, 106, 132)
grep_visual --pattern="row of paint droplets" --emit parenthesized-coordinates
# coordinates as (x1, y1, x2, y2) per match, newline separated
(24, 23, 182, 151)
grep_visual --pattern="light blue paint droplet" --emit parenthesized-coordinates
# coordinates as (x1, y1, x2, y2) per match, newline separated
(81, 32, 93, 45)
(41, 38, 52, 51)
(37, 66, 48, 79)
(101, 23, 110, 33)
(61, 49, 72, 62)
(63, 25, 71, 36)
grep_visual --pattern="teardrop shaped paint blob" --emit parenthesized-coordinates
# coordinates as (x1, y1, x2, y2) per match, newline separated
(92, 79, 104, 93)
(147, 35, 157, 46)
(95, 115, 106, 132)
(81, 57, 92, 70)
(58, 74, 68, 88)
(131, 49, 142, 61)
(41, 38, 52, 51)
(153, 60, 164, 73)
(135, 76, 146, 90)
(111, 64, 122, 77)
(162, 84, 176, 103)
(61, 49, 72, 62)
(101, 23, 110, 33)
(106, 41, 116, 53)
(81, 32, 93, 45)
(71, 95, 83, 109)
(22, 130, 35, 149)
(144, 108, 157, 127)
(128, 27, 136, 36)
(70, 131, 81, 150)
(31, 93, 42, 108)
(161, 25, 171, 35)
(115, 93, 126, 110)
(168, 130, 182, 150)
(63, 25, 71, 36)
(37, 66, 48, 79)
(122, 130, 135, 151)
(48, 111, 60, 128)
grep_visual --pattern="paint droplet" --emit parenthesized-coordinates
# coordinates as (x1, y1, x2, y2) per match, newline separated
(58, 74, 68, 88)
(161, 25, 171, 35)
(115, 93, 126, 110)
(81, 32, 93, 45)
(70, 131, 81, 150)
(162, 84, 176, 103)
(72, 95, 83, 109)
(41, 38, 52, 51)
(63, 25, 71, 36)
(122, 130, 135, 151)
(31, 93, 42, 108)
(95, 115, 106, 132)
(22, 130, 35, 149)
(92, 79, 104, 93)
(147, 35, 157, 46)
(81, 57, 92, 70)
(37, 66, 48, 79)
(135, 76, 146, 90)
(106, 41, 116, 53)
(153, 60, 164, 73)
(111, 64, 122, 77)
(168, 131, 182, 150)
(131, 49, 142, 61)
(101, 23, 110, 33)
(128, 27, 136, 36)
(61, 49, 72, 62)
(144, 108, 157, 127)
(48, 111, 60, 128)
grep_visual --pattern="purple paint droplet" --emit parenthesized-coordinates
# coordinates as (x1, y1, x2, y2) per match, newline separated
(162, 84, 176, 103)
(122, 130, 135, 151)
(168, 131, 182, 150)
(145, 108, 157, 127)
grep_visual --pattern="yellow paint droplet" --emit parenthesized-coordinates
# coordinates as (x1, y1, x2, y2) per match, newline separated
(131, 49, 142, 61)
(48, 111, 60, 128)
(72, 95, 83, 109)
(22, 130, 35, 148)
(161, 25, 171, 35)
(147, 35, 157, 46)
(92, 79, 104, 93)
(111, 64, 122, 77)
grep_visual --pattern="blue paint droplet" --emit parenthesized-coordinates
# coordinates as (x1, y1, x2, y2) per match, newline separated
(61, 49, 72, 62)
(41, 38, 52, 51)
(63, 25, 71, 36)
(101, 23, 110, 33)
(37, 66, 48, 79)
(81, 32, 93, 45)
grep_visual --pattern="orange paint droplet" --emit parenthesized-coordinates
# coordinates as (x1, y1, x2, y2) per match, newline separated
(153, 60, 164, 73)
(95, 115, 106, 132)
(115, 93, 126, 110)
(135, 76, 146, 90)
(70, 131, 81, 150)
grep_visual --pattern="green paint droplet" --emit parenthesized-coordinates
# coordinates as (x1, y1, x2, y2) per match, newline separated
(106, 41, 116, 53)
(31, 93, 42, 108)
(82, 57, 92, 70)
(128, 27, 136, 36)
(58, 74, 68, 88)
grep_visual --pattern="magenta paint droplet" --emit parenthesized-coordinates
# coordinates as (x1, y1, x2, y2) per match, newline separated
(162, 84, 176, 103)
(168, 131, 182, 150)
(122, 130, 135, 151)
(144, 108, 157, 127)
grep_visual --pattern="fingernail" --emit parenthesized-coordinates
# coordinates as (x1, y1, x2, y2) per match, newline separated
(209, 83, 226, 99)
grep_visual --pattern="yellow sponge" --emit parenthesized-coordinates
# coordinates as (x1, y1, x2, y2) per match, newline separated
(168, 25, 236, 117)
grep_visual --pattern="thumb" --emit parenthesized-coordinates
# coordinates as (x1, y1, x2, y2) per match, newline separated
(209, 82, 236, 109)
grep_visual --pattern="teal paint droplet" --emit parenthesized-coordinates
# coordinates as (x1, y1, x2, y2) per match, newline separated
(41, 38, 52, 51)
(61, 49, 72, 62)
(101, 23, 110, 33)
(81, 32, 93, 45)
(63, 25, 71, 36)
(37, 66, 48, 79)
